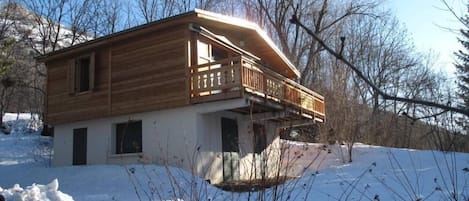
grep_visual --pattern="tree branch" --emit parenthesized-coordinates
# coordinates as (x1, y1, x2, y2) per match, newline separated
(289, 14, 469, 117)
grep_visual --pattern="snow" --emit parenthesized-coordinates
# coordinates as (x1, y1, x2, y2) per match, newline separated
(281, 140, 469, 200)
(0, 179, 73, 201)
(0, 114, 48, 167)
(0, 113, 468, 200)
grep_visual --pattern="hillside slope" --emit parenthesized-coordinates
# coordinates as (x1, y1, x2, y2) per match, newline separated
(0, 114, 468, 201)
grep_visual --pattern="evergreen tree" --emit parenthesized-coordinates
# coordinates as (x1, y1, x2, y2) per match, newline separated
(0, 39, 15, 73)
(454, 4, 469, 132)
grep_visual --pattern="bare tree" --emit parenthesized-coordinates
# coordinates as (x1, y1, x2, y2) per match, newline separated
(0, 0, 15, 40)
(243, 0, 379, 87)
(20, 0, 67, 54)
(0, 0, 97, 128)
(66, 0, 95, 43)
(135, 0, 221, 24)
(99, 0, 122, 35)
(290, 11, 469, 117)
(0, 1, 17, 126)
(138, 0, 160, 23)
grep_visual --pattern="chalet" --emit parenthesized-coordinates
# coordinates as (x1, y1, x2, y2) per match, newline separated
(38, 9, 325, 184)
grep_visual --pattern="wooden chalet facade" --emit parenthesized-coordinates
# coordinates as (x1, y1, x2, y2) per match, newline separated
(39, 9, 325, 184)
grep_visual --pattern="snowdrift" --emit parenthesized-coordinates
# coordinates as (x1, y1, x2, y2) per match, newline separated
(0, 179, 73, 201)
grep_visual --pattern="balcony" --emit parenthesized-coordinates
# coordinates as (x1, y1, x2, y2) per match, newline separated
(190, 56, 325, 122)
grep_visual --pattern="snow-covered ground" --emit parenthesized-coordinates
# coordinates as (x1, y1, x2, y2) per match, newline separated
(0, 113, 468, 201)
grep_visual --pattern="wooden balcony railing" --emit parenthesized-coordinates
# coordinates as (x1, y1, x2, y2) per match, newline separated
(190, 56, 325, 121)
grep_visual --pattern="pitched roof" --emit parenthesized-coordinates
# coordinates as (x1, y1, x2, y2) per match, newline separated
(38, 9, 300, 78)
(193, 9, 299, 78)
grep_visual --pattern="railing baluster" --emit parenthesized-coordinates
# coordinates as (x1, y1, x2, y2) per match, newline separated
(190, 55, 325, 120)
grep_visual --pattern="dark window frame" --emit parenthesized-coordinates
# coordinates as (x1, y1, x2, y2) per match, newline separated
(253, 123, 267, 154)
(68, 52, 95, 95)
(115, 120, 143, 154)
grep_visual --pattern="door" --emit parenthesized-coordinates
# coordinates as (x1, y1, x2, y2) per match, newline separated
(73, 128, 87, 165)
(253, 123, 267, 178)
(221, 117, 239, 182)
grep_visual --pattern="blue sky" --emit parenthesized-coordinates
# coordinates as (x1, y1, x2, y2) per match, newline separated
(385, 0, 466, 78)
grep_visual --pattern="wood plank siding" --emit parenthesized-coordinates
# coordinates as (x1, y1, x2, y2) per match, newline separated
(191, 25, 296, 79)
(46, 25, 189, 125)
(47, 48, 110, 125)
(110, 25, 188, 115)
(42, 10, 325, 126)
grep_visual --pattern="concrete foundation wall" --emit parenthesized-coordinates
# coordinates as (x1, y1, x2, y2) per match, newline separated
(53, 98, 283, 184)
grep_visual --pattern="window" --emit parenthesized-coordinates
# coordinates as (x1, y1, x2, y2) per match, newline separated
(68, 53, 95, 94)
(212, 45, 228, 60)
(75, 57, 90, 92)
(197, 40, 229, 65)
(115, 120, 142, 154)
(253, 124, 267, 154)
(198, 40, 211, 65)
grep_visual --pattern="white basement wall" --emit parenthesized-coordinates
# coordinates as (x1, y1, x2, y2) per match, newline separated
(53, 98, 282, 184)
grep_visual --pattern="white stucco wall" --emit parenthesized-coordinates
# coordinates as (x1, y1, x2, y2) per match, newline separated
(53, 98, 283, 184)
(53, 109, 198, 167)
(194, 110, 282, 183)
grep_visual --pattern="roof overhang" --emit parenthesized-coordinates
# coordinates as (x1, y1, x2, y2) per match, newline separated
(37, 9, 300, 78)
(189, 23, 260, 60)
(192, 9, 300, 78)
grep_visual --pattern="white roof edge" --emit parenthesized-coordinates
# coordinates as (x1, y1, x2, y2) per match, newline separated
(254, 28, 301, 78)
(194, 9, 301, 78)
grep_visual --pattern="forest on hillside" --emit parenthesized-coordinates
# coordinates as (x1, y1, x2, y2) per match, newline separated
(0, 0, 467, 157)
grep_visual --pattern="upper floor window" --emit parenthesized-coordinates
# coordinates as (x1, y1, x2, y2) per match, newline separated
(75, 57, 90, 92)
(197, 40, 229, 65)
(68, 53, 95, 94)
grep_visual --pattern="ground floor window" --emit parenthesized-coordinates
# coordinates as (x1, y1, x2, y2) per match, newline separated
(115, 120, 142, 154)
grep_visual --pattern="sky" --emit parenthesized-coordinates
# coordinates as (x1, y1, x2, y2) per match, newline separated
(385, 0, 466, 79)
